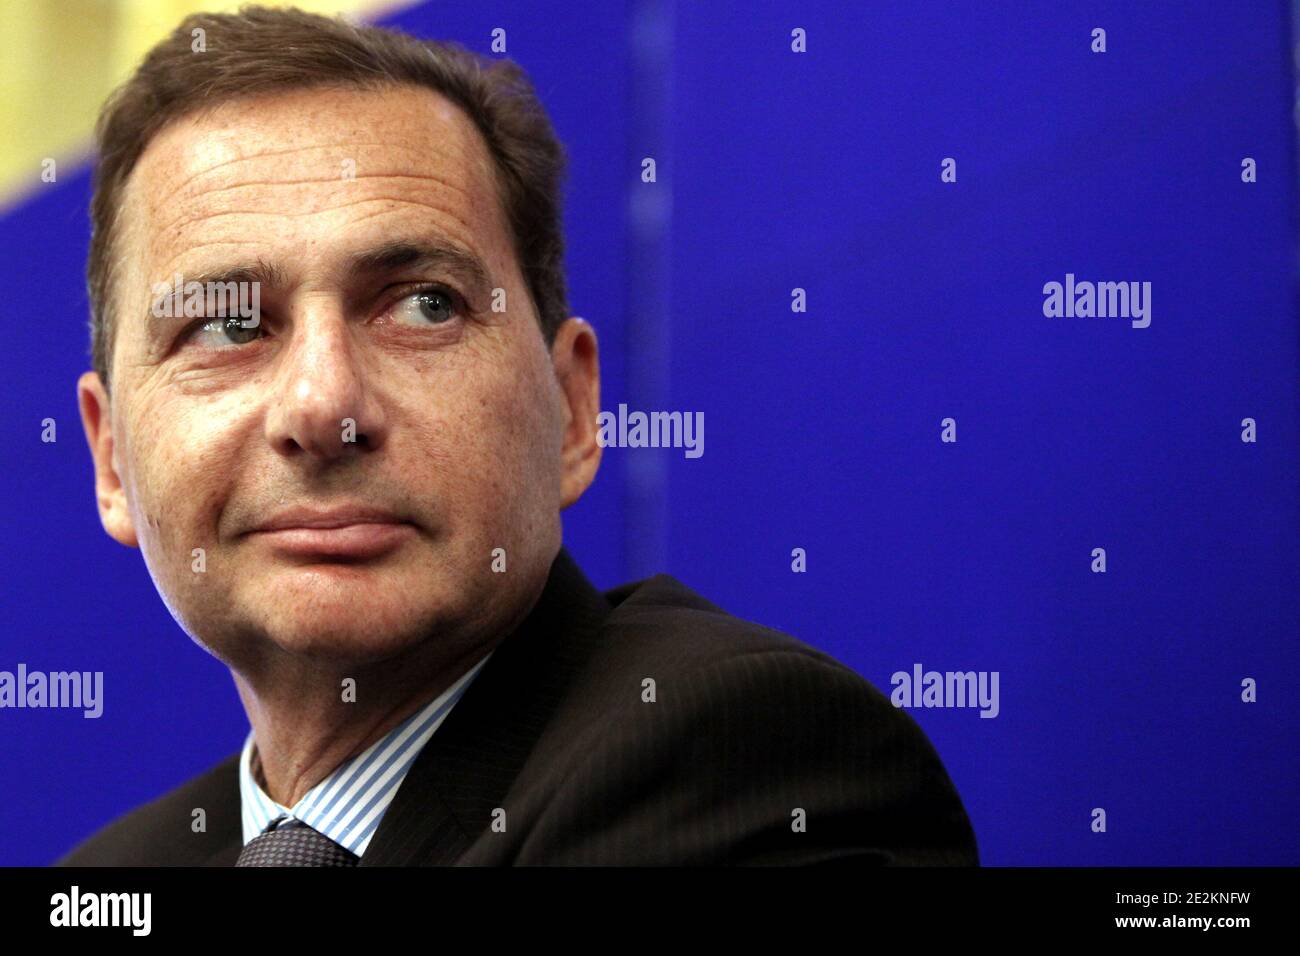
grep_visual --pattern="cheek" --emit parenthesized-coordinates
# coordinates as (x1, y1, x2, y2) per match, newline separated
(410, 346, 562, 532)
(485, 350, 563, 491)
(491, 360, 566, 558)
(120, 399, 241, 561)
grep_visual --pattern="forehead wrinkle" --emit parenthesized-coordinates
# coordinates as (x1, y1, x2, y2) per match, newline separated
(152, 127, 485, 213)
(151, 164, 488, 254)
(160, 167, 480, 228)
(133, 83, 493, 218)
(150, 141, 341, 204)
(150, 147, 485, 233)
(329, 192, 482, 239)
(155, 138, 437, 196)
(155, 239, 265, 281)
(342, 202, 469, 234)
(151, 191, 483, 265)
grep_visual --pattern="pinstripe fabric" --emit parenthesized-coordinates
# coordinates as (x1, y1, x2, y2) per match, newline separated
(56, 548, 978, 867)
(460, 648, 966, 865)
(357, 553, 978, 866)
(238, 648, 494, 858)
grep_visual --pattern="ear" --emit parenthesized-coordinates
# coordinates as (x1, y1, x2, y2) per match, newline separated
(77, 371, 138, 548)
(550, 317, 602, 509)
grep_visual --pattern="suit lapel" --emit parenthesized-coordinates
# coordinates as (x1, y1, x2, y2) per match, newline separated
(359, 547, 611, 865)
(162, 753, 244, 867)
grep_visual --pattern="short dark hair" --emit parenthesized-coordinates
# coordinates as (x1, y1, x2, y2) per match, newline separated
(87, 4, 569, 389)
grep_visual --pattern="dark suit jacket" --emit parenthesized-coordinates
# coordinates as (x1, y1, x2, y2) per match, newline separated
(55, 548, 978, 866)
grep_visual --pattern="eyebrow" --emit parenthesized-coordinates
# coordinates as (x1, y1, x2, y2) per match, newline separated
(346, 239, 494, 305)
(172, 258, 287, 292)
(147, 238, 495, 323)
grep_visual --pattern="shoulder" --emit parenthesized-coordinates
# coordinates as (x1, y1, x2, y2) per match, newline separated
(592, 571, 903, 720)
(528, 573, 980, 864)
(598, 571, 853, 675)
(54, 752, 241, 866)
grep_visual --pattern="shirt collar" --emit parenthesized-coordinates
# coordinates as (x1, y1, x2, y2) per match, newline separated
(239, 649, 494, 858)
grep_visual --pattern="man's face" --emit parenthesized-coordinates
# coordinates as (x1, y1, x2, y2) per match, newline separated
(78, 84, 600, 666)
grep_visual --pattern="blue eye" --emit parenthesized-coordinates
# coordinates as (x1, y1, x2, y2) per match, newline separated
(391, 287, 459, 326)
(188, 315, 263, 348)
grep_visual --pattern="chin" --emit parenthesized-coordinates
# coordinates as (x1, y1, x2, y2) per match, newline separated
(246, 566, 459, 663)
(258, 602, 438, 664)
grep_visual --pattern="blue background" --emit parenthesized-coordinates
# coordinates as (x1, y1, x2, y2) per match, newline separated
(1, 0, 1296, 865)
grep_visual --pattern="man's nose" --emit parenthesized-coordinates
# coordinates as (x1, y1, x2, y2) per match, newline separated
(264, 304, 388, 460)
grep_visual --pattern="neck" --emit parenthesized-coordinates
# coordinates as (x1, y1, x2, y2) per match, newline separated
(233, 635, 494, 807)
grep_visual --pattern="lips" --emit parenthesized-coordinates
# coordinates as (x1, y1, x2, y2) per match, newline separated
(248, 505, 414, 560)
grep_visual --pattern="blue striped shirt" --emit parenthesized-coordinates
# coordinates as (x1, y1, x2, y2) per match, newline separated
(239, 649, 494, 857)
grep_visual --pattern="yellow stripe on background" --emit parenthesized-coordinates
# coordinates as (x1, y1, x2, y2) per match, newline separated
(0, 0, 419, 209)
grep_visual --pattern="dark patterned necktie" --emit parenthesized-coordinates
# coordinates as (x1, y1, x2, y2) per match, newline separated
(236, 819, 360, 867)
